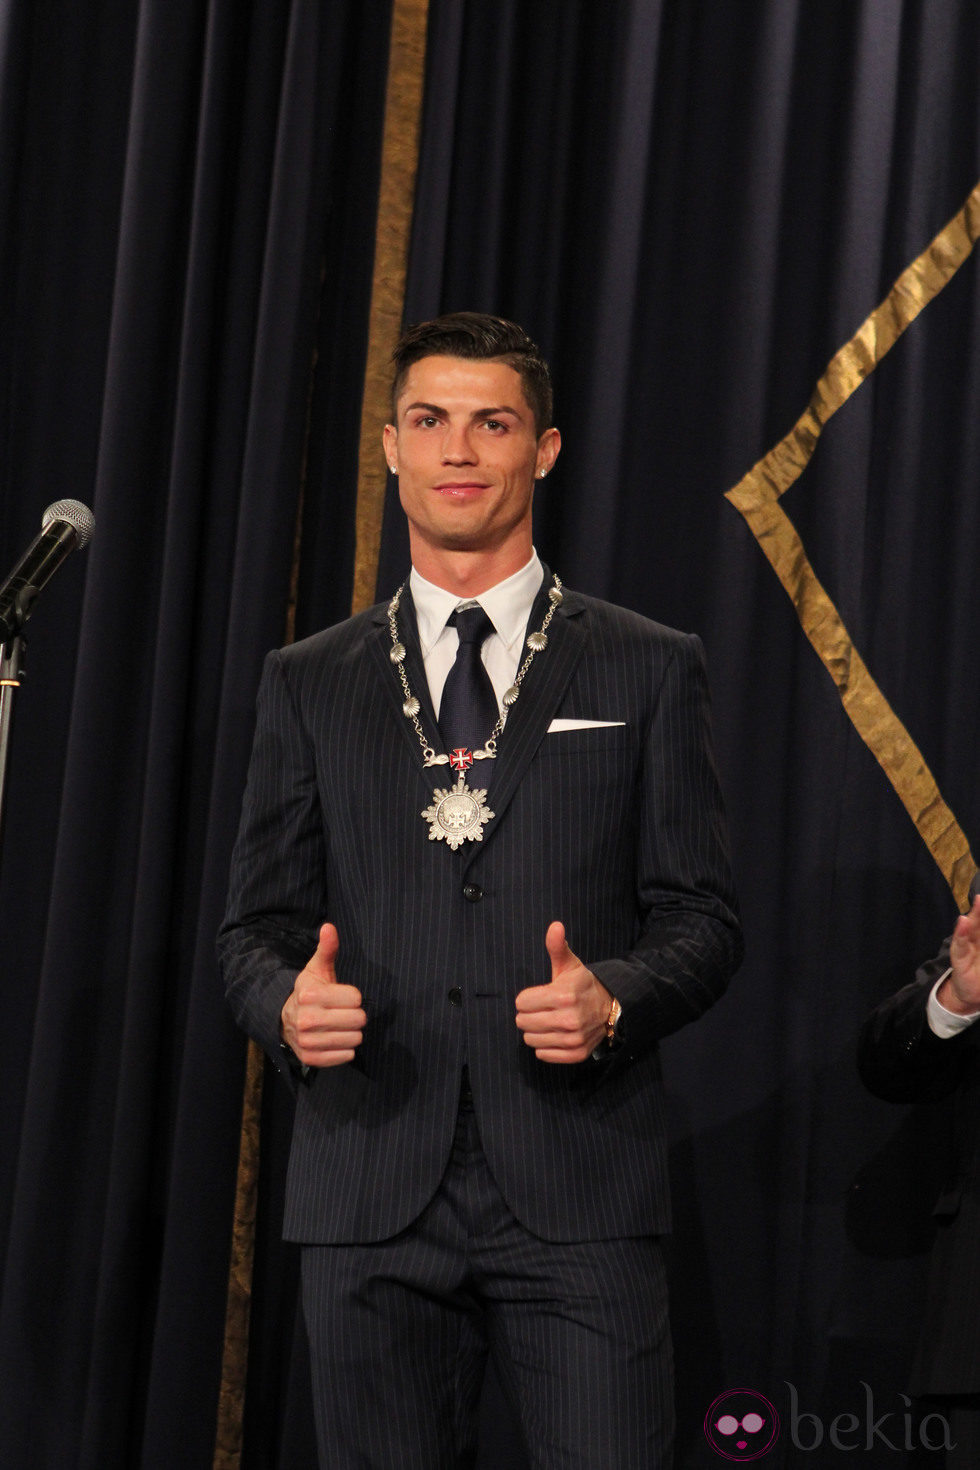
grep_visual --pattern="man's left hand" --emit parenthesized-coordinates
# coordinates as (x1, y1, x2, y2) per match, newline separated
(515, 921, 612, 1063)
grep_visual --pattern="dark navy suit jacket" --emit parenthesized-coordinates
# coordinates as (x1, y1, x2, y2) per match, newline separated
(858, 873, 980, 1395)
(219, 575, 743, 1246)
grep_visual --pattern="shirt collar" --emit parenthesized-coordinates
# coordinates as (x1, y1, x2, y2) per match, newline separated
(409, 551, 544, 657)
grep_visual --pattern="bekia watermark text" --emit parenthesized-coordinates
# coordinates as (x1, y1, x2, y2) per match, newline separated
(705, 1381, 954, 1460)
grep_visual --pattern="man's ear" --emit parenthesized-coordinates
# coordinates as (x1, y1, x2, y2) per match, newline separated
(382, 422, 397, 472)
(535, 426, 561, 478)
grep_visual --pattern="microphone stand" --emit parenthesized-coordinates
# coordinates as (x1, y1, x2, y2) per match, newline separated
(0, 513, 93, 862)
(0, 592, 31, 856)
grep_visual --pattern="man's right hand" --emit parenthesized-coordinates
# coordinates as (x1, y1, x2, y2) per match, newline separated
(280, 923, 366, 1066)
(938, 895, 980, 1016)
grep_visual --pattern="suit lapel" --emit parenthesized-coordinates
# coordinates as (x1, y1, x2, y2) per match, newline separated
(364, 591, 442, 779)
(467, 578, 588, 860)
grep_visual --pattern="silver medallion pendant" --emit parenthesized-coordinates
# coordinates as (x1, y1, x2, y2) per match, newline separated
(387, 573, 563, 853)
(422, 773, 495, 850)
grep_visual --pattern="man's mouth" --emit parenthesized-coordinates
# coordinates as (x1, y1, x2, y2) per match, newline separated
(432, 481, 489, 496)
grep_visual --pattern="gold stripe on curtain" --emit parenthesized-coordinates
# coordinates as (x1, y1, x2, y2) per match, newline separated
(213, 1038, 265, 1470)
(726, 178, 980, 911)
(213, 4, 430, 1465)
(352, 0, 432, 618)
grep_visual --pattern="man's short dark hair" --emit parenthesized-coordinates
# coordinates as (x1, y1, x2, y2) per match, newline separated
(390, 311, 553, 434)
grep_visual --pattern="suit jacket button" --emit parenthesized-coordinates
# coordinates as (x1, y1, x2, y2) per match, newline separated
(448, 987, 462, 1005)
(463, 883, 483, 902)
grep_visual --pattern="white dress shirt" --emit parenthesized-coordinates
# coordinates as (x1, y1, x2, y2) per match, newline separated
(927, 969, 980, 1037)
(409, 551, 544, 721)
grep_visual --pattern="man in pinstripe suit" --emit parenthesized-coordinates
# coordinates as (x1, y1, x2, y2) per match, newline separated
(219, 313, 742, 1468)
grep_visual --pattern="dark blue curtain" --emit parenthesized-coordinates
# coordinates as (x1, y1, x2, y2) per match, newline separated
(0, 0, 390, 1464)
(2, 1, 979, 1467)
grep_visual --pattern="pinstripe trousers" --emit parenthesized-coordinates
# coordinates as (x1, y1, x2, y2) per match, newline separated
(300, 1079, 674, 1469)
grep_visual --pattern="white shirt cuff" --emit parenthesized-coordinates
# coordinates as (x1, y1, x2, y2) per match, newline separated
(927, 968, 980, 1037)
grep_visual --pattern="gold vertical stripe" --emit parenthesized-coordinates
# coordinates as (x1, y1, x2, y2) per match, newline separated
(213, 1038, 265, 1470)
(352, 0, 432, 617)
(215, 6, 430, 1466)
(726, 179, 980, 910)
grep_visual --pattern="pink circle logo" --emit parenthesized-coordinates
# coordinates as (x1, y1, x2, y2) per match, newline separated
(704, 1388, 780, 1460)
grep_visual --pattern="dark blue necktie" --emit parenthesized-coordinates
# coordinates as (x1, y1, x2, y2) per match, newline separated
(439, 606, 498, 754)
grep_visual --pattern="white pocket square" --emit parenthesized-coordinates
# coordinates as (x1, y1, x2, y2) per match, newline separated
(546, 718, 626, 733)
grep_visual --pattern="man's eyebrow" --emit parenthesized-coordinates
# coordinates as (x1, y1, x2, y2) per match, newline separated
(401, 401, 445, 416)
(473, 405, 523, 420)
(401, 400, 524, 419)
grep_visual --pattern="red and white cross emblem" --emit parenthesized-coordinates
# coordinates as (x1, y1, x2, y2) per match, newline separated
(449, 747, 474, 772)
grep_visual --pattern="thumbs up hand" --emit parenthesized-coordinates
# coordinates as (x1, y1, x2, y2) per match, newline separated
(514, 921, 612, 1064)
(280, 923, 366, 1067)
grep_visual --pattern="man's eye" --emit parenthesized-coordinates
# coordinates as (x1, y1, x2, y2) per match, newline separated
(416, 416, 439, 428)
(484, 419, 506, 432)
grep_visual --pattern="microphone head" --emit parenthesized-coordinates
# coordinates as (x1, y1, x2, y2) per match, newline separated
(42, 499, 96, 549)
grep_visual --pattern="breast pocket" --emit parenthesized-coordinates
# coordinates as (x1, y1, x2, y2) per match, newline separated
(529, 723, 636, 849)
(538, 724, 630, 756)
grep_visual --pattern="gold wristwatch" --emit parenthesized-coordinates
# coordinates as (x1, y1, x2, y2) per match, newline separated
(604, 996, 622, 1044)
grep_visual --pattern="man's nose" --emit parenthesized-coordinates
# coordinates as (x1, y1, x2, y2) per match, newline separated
(441, 424, 476, 461)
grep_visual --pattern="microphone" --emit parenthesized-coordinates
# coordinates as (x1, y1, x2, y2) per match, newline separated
(0, 499, 96, 642)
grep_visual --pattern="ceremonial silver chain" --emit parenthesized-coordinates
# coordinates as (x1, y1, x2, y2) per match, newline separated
(386, 575, 564, 768)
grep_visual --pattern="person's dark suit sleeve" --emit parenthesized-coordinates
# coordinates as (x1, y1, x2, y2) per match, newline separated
(588, 633, 743, 1052)
(857, 936, 974, 1105)
(858, 873, 980, 1104)
(217, 648, 326, 1075)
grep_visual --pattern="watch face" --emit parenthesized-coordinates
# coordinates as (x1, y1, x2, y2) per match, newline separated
(606, 999, 622, 1039)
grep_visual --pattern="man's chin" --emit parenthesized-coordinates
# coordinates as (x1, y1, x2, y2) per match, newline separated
(410, 510, 532, 562)
(425, 517, 501, 552)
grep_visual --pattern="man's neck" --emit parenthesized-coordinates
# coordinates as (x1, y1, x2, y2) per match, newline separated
(408, 540, 534, 598)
